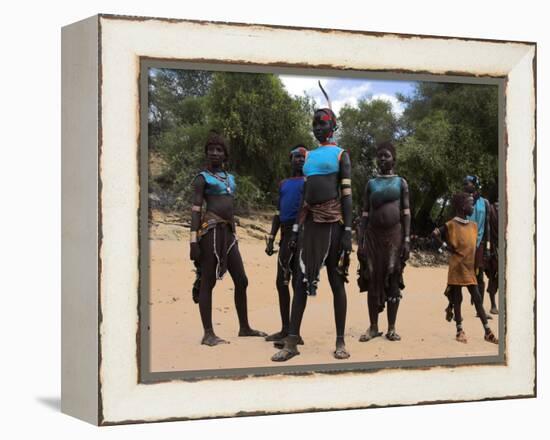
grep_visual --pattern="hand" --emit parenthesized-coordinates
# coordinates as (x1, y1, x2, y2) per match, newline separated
(483, 246, 491, 262)
(288, 231, 298, 251)
(265, 238, 275, 256)
(340, 230, 352, 254)
(190, 242, 200, 262)
(401, 241, 410, 262)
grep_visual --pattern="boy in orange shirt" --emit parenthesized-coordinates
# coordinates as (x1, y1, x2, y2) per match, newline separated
(432, 192, 498, 344)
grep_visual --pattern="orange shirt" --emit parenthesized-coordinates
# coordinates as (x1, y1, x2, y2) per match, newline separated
(443, 218, 478, 286)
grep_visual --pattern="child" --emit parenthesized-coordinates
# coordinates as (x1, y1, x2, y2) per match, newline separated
(265, 145, 307, 346)
(432, 192, 498, 344)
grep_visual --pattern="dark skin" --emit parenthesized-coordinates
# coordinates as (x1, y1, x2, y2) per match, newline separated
(190, 143, 266, 346)
(463, 179, 493, 318)
(265, 151, 306, 256)
(264, 150, 306, 342)
(357, 148, 411, 341)
(272, 110, 352, 361)
(431, 196, 498, 344)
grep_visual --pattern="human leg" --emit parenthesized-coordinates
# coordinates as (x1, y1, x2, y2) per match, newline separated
(466, 285, 498, 344)
(198, 232, 228, 346)
(265, 263, 291, 341)
(227, 243, 266, 337)
(448, 285, 467, 343)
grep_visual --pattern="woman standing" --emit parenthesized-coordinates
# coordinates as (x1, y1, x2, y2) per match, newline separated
(271, 91, 353, 362)
(190, 132, 266, 346)
(357, 141, 411, 342)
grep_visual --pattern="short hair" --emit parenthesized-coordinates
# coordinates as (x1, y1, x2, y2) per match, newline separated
(376, 141, 397, 160)
(289, 144, 308, 160)
(452, 191, 471, 213)
(204, 131, 229, 158)
(463, 174, 480, 188)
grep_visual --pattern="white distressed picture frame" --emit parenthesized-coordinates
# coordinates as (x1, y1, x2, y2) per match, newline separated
(61, 14, 536, 425)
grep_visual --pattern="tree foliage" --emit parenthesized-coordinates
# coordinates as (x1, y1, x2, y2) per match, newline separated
(338, 99, 399, 211)
(148, 69, 499, 234)
(397, 83, 498, 233)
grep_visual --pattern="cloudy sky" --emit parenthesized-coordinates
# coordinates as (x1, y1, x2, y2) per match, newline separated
(278, 74, 417, 116)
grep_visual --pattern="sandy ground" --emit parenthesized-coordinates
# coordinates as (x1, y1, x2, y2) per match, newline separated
(148, 213, 499, 373)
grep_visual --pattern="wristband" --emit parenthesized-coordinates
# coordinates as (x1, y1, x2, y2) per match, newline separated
(191, 205, 201, 212)
(292, 224, 299, 232)
(362, 211, 369, 217)
(404, 236, 410, 243)
(402, 208, 411, 216)
(344, 226, 352, 232)
(190, 231, 197, 243)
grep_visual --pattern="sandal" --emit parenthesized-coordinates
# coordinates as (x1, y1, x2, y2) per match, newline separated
(484, 331, 498, 344)
(385, 330, 401, 341)
(456, 330, 467, 343)
(333, 347, 350, 360)
(271, 348, 300, 362)
(359, 330, 383, 342)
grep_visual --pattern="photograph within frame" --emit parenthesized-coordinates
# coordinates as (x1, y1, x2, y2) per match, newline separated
(138, 59, 506, 383)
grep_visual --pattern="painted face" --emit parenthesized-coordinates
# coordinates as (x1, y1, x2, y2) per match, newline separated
(291, 150, 306, 173)
(206, 143, 226, 167)
(312, 111, 334, 143)
(376, 148, 394, 173)
(464, 195, 475, 216)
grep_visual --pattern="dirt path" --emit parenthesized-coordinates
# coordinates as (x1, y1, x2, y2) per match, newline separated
(148, 222, 499, 372)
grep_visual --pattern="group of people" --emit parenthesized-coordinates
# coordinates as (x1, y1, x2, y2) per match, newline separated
(188, 102, 499, 362)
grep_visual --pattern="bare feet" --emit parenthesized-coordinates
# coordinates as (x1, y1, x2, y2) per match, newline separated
(239, 327, 268, 337)
(333, 339, 350, 360)
(385, 329, 401, 341)
(456, 330, 467, 343)
(359, 327, 383, 342)
(201, 331, 230, 346)
(490, 306, 499, 315)
(484, 330, 499, 344)
(265, 330, 288, 342)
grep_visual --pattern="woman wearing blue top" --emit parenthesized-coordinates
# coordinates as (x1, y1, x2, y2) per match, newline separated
(265, 145, 307, 345)
(272, 102, 353, 362)
(190, 132, 266, 346)
(357, 142, 411, 342)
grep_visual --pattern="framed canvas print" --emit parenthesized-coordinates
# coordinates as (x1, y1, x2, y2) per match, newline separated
(61, 14, 536, 425)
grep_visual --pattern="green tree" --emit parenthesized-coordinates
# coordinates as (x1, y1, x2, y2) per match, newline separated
(397, 82, 498, 233)
(207, 72, 314, 202)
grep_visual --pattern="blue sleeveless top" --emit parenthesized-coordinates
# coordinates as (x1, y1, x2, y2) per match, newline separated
(368, 176, 402, 209)
(199, 171, 236, 196)
(303, 145, 344, 177)
(278, 177, 305, 224)
(467, 196, 487, 247)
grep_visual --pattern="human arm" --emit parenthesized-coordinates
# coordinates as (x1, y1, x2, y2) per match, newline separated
(400, 178, 411, 261)
(265, 192, 281, 256)
(339, 151, 353, 253)
(483, 198, 491, 259)
(190, 175, 205, 261)
(357, 181, 370, 259)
